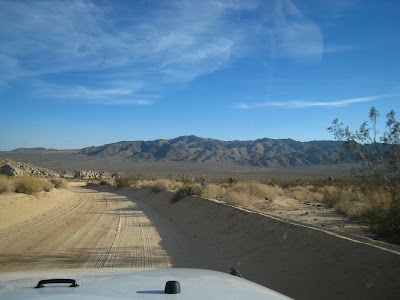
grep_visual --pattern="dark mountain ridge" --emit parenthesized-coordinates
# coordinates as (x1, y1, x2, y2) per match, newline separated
(79, 135, 353, 168)
(12, 147, 56, 152)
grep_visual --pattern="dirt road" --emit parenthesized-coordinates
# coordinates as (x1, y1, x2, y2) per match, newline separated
(0, 183, 171, 271)
(1, 183, 400, 299)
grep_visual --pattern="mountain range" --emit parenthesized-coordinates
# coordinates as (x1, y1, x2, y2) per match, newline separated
(78, 135, 353, 168)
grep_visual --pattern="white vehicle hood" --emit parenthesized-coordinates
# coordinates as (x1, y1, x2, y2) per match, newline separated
(0, 268, 292, 299)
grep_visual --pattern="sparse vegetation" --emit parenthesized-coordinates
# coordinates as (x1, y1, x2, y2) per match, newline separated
(14, 176, 53, 194)
(115, 174, 142, 187)
(228, 176, 237, 185)
(0, 175, 69, 195)
(170, 184, 204, 203)
(0, 175, 13, 193)
(98, 179, 114, 186)
(329, 107, 400, 243)
(51, 178, 68, 189)
(288, 185, 324, 202)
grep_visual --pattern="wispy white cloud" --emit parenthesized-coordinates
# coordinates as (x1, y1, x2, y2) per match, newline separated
(238, 95, 396, 109)
(268, 0, 323, 63)
(0, 0, 354, 104)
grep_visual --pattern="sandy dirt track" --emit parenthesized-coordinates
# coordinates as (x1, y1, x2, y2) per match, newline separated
(1, 183, 400, 299)
(0, 183, 171, 271)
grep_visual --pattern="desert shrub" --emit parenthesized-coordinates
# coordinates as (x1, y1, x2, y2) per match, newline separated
(41, 179, 54, 192)
(317, 185, 340, 206)
(99, 180, 114, 186)
(202, 184, 227, 200)
(195, 175, 209, 184)
(334, 196, 371, 219)
(231, 182, 283, 200)
(365, 204, 400, 244)
(115, 175, 136, 187)
(289, 185, 324, 202)
(138, 179, 182, 192)
(133, 179, 183, 192)
(177, 174, 196, 184)
(13, 176, 52, 195)
(228, 177, 237, 185)
(221, 190, 259, 208)
(0, 175, 14, 193)
(170, 184, 203, 203)
(317, 178, 400, 243)
(51, 178, 69, 189)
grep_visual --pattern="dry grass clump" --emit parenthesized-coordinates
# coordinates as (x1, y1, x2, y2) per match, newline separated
(170, 184, 204, 203)
(0, 175, 14, 193)
(317, 180, 400, 243)
(221, 190, 259, 208)
(144, 179, 183, 192)
(0, 175, 69, 195)
(51, 178, 69, 189)
(231, 182, 284, 200)
(14, 176, 53, 194)
(327, 186, 393, 220)
(115, 175, 136, 187)
(132, 179, 183, 192)
(201, 184, 227, 200)
(202, 182, 284, 209)
(168, 181, 285, 208)
(288, 185, 324, 202)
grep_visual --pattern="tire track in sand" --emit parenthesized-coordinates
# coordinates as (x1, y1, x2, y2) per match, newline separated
(0, 184, 171, 271)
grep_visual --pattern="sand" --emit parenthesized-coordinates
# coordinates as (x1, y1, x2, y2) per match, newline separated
(1, 183, 400, 299)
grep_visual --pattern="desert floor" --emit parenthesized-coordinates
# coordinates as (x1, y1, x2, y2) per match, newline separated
(1, 183, 400, 299)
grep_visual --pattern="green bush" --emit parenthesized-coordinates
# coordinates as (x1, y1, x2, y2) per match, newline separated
(228, 177, 237, 185)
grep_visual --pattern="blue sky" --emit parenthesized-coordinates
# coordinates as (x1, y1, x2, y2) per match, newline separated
(0, 0, 399, 150)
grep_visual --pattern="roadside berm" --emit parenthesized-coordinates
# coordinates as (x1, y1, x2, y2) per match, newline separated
(104, 186, 400, 300)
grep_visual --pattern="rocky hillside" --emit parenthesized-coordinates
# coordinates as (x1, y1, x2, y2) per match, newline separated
(0, 158, 60, 177)
(79, 135, 354, 167)
(0, 158, 112, 180)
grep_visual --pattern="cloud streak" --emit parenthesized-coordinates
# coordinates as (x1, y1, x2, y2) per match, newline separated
(0, 0, 353, 104)
(238, 95, 395, 109)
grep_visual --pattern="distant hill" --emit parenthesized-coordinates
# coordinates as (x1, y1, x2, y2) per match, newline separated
(79, 135, 354, 168)
(12, 147, 55, 152)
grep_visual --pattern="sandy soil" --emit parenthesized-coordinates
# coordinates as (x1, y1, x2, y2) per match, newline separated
(254, 197, 375, 239)
(1, 183, 400, 299)
(0, 183, 171, 271)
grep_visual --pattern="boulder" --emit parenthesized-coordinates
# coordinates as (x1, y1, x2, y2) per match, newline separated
(0, 164, 24, 176)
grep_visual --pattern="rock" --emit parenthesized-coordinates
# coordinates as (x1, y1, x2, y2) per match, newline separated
(0, 163, 24, 176)
(61, 171, 74, 178)
(0, 158, 60, 177)
(73, 170, 112, 180)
